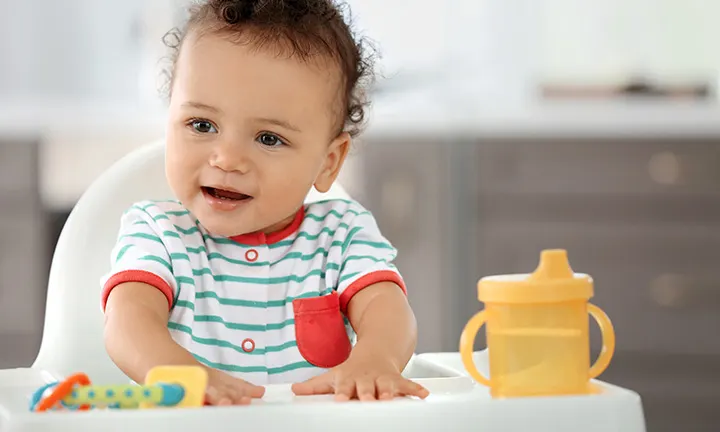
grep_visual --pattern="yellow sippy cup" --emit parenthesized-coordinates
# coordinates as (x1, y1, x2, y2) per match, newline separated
(460, 249, 615, 398)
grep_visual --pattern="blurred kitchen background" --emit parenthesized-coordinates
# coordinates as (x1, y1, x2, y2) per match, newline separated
(2, 0, 720, 430)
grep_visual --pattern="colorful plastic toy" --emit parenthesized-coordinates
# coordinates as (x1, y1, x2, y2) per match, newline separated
(460, 249, 616, 398)
(29, 366, 208, 412)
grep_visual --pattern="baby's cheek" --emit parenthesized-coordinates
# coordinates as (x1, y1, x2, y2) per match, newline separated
(264, 169, 313, 206)
(165, 149, 200, 201)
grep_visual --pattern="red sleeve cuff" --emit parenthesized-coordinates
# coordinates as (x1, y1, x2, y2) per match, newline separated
(338, 270, 406, 315)
(101, 270, 174, 312)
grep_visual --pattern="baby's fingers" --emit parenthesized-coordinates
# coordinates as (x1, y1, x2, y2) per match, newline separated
(206, 385, 256, 406)
(205, 386, 235, 406)
(356, 376, 377, 401)
(375, 376, 396, 400)
(333, 378, 356, 402)
(240, 383, 266, 399)
(397, 378, 430, 399)
(291, 372, 333, 396)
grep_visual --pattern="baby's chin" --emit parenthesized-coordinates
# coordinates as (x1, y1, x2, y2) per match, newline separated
(187, 206, 251, 236)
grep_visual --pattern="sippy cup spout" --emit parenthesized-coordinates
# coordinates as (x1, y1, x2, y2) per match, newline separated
(477, 249, 593, 303)
(529, 249, 574, 281)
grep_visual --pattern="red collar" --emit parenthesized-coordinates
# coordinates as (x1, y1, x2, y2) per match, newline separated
(229, 207, 305, 246)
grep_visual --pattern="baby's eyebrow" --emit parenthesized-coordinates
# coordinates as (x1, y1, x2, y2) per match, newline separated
(253, 117, 302, 133)
(182, 101, 222, 114)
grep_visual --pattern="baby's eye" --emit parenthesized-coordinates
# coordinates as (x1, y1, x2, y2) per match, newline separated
(256, 132, 286, 147)
(189, 119, 218, 134)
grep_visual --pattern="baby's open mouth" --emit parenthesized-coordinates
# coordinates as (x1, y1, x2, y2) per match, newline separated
(202, 186, 252, 201)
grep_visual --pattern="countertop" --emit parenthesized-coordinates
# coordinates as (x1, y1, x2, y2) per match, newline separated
(2, 93, 720, 139)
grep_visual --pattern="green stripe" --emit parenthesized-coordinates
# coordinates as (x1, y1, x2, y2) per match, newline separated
(123, 202, 157, 219)
(344, 255, 386, 265)
(115, 244, 134, 262)
(167, 210, 191, 216)
(192, 268, 325, 285)
(173, 301, 296, 330)
(176, 276, 195, 286)
(341, 227, 363, 252)
(207, 252, 268, 267)
(174, 225, 200, 235)
(339, 271, 361, 283)
(167, 322, 298, 355)
(187, 236, 394, 253)
(338, 255, 388, 274)
(153, 214, 170, 221)
(293, 226, 350, 241)
(133, 220, 149, 226)
(202, 249, 375, 268)
(351, 240, 394, 250)
(193, 353, 315, 375)
(197, 248, 330, 267)
(274, 248, 329, 263)
(139, 255, 172, 272)
(175, 300, 195, 311)
(187, 246, 389, 272)
(170, 253, 190, 261)
(186, 246, 207, 254)
(308, 198, 353, 206)
(273, 238, 328, 249)
(194, 288, 332, 308)
(120, 232, 162, 244)
(304, 209, 370, 222)
(200, 236, 236, 245)
(162, 230, 181, 239)
(136, 203, 157, 211)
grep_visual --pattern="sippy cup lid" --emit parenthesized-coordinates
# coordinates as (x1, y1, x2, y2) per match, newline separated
(477, 249, 593, 303)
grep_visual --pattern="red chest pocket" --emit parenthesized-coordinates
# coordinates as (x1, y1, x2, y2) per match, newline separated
(292, 291, 352, 368)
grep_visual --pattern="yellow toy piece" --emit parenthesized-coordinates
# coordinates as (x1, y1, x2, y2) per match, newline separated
(141, 366, 208, 408)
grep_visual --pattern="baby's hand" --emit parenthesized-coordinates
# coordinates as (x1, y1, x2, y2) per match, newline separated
(205, 369, 265, 405)
(291, 355, 429, 401)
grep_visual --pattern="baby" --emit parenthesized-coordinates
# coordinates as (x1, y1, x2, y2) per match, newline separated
(101, 0, 428, 405)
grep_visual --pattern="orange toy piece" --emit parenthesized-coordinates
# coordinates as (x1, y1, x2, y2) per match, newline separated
(34, 373, 92, 412)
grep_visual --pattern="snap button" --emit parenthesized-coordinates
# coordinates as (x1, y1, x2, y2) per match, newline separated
(245, 249, 259, 262)
(242, 338, 255, 353)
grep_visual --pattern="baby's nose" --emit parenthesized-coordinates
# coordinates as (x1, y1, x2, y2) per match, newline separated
(210, 142, 251, 173)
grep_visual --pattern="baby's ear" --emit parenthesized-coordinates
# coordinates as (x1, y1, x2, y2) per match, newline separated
(314, 132, 351, 193)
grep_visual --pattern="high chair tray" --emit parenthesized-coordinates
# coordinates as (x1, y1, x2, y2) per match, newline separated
(0, 352, 646, 432)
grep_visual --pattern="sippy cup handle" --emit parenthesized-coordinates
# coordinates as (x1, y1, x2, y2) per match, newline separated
(459, 311, 491, 387)
(587, 304, 616, 378)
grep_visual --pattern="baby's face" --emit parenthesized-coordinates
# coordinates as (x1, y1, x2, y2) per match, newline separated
(166, 32, 349, 237)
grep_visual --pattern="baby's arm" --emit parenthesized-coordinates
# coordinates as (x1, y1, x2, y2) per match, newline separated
(103, 282, 196, 383)
(345, 281, 417, 373)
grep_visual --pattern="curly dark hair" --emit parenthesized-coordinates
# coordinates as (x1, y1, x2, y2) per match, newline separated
(161, 0, 376, 138)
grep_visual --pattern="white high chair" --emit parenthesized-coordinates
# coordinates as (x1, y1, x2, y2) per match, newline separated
(0, 140, 647, 431)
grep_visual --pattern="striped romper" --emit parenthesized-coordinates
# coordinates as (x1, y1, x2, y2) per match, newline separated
(100, 198, 406, 385)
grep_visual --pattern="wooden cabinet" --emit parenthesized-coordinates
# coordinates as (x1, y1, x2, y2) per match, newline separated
(0, 139, 45, 367)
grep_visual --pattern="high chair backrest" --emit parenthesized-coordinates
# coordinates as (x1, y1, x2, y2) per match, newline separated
(32, 139, 351, 384)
